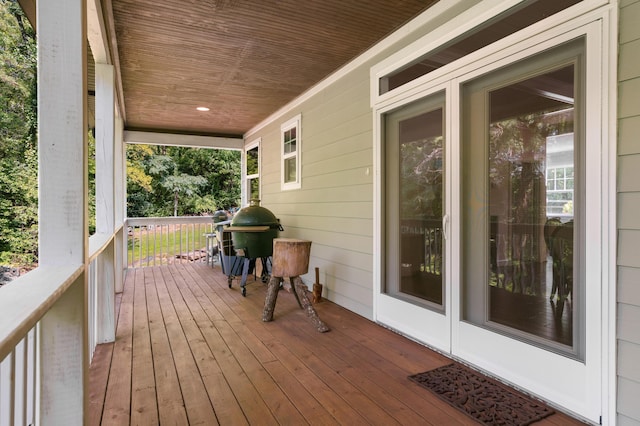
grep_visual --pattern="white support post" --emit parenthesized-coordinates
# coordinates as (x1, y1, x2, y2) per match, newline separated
(115, 116, 126, 293)
(114, 115, 125, 228)
(95, 63, 115, 234)
(37, 0, 88, 423)
(95, 63, 116, 343)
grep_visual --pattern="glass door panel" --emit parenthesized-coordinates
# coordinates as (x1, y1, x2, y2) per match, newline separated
(385, 92, 445, 309)
(461, 38, 584, 357)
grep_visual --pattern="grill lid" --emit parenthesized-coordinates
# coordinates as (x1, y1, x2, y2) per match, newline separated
(231, 199, 280, 229)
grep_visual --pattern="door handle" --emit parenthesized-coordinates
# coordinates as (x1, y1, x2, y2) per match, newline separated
(442, 214, 449, 240)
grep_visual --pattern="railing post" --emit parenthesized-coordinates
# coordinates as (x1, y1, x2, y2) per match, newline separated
(37, 0, 88, 422)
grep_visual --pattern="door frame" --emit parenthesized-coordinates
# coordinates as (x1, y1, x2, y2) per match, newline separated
(371, 1, 617, 423)
(375, 84, 452, 352)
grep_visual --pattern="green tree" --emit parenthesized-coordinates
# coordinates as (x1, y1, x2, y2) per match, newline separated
(170, 146, 240, 210)
(162, 173, 207, 217)
(146, 154, 207, 216)
(0, 0, 38, 267)
(126, 144, 240, 218)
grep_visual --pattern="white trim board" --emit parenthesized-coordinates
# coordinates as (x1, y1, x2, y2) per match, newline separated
(124, 130, 243, 150)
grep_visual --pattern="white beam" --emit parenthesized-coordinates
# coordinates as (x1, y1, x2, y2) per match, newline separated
(37, 0, 88, 422)
(124, 130, 244, 150)
(86, 0, 110, 64)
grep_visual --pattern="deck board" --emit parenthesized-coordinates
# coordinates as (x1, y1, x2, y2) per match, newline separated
(131, 268, 158, 425)
(156, 264, 220, 425)
(101, 268, 135, 425)
(146, 267, 188, 425)
(89, 263, 586, 425)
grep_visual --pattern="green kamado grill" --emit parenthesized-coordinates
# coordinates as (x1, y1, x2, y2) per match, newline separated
(226, 200, 282, 296)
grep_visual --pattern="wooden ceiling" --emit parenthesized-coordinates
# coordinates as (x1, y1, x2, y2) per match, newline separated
(108, 0, 439, 137)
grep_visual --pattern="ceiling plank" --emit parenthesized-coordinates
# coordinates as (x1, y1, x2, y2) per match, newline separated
(111, 0, 437, 135)
(16, 0, 35, 26)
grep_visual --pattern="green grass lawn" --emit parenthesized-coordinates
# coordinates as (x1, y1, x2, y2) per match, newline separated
(128, 224, 213, 267)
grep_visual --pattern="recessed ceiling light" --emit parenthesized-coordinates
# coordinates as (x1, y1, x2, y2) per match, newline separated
(196, 106, 210, 112)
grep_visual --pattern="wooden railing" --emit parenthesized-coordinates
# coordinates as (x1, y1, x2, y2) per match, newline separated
(0, 329, 36, 425)
(126, 216, 215, 268)
(0, 226, 124, 424)
(0, 265, 83, 425)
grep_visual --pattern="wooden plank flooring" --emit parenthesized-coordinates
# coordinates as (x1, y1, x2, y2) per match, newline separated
(89, 263, 586, 425)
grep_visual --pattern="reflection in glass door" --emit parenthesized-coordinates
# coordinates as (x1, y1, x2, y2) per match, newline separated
(462, 39, 583, 356)
(385, 92, 445, 309)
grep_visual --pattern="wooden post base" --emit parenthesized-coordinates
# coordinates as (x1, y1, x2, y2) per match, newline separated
(262, 275, 329, 333)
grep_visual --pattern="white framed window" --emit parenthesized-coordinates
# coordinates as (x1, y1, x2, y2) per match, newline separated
(281, 114, 301, 190)
(244, 138, 260, 206)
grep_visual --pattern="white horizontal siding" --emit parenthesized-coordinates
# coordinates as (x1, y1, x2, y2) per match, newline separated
(617, 1, 640, 424)
(618, 193, 640, 229)
(279, 215, 372, 236)
(618, 340, 640, 383)
(619, 39, 640, 82)
(618, 230, 640, 267)
(618, 267, 640, 306)
(618, 377, 640, 422)
(250, 59, 382, 317)
(620, 0, 640, 44)
(619, 116, 640, 155)
(618, 303, 640, 345)
(618, 155, 640, 192)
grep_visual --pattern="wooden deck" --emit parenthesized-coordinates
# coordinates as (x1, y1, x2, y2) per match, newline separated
(89, 263, 585, 425)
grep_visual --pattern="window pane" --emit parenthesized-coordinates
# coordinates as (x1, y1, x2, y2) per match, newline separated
(385, 92, 445, 309)
(380, 0, 582, 94)
(248, 177, 259, 201)
(487, 67, 575, 345)
(284, 157, 296, 183)
(247, 147, 259, 176)
(287, 139, 296, 154)
(399, 108, 444, 305)
(462, 39, 583, 356)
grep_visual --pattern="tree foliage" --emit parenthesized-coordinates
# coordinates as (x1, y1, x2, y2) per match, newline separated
(126, 145, 240, 218)
(0, 0, 241, 267)
(0, 0, 37, 266)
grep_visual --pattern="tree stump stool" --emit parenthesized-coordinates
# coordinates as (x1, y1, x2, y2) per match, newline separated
(262, 238, 329, 332)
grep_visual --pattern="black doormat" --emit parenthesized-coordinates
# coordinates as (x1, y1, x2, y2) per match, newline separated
(409, 363, 554, 425)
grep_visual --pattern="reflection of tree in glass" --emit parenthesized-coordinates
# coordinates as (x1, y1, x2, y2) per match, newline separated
(400, 136, 443, 220)
(488, 109, 573, 295)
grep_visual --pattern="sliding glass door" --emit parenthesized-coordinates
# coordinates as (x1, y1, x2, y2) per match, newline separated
(375, 22, 606, 421)
(461, 38, 584, 358)
(377, 89, 450, 351)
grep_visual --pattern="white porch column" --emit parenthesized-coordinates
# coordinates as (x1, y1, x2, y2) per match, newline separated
(37, 0, 88, 423)
(95, 63, 116, 343)
(115, 116, 126, 293)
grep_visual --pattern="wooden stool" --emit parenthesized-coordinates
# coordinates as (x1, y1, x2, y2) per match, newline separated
(262, 238, 329, 332)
